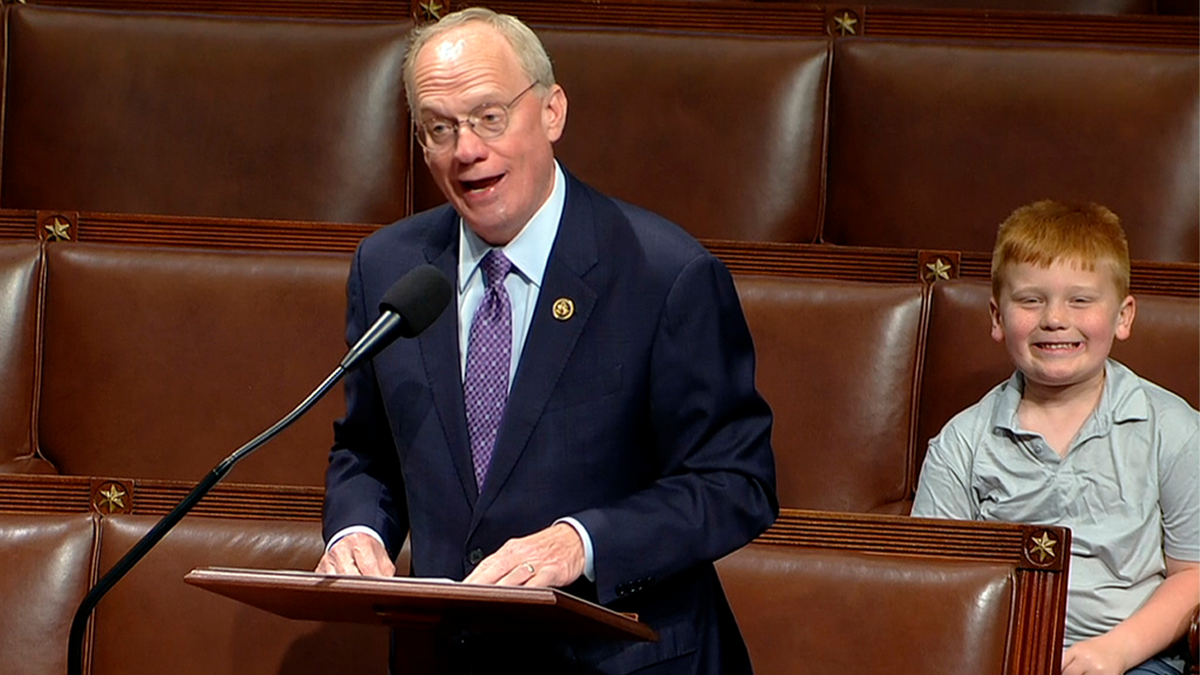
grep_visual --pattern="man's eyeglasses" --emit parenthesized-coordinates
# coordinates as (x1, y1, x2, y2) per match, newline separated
(416, 82, 538, 153)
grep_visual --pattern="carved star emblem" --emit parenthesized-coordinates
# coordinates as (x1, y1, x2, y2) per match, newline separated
(97, 484, 127, 513)
(925, 258, 952, 282)
(833, 12, 859, 36)
(419, 0, 444, 20)
(1029, 531, 1057, 563)
(45, 217, 71, 242)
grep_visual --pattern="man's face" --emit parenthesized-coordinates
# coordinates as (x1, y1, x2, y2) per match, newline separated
(412, 24, 567, 246)
(990, 259, 1135, 396)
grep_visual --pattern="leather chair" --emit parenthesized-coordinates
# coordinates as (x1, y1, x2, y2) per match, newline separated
(717, 509, 1071, 675)
(36, 243, 351, 486)
(823, 38, 1200, 262)
(0, 512, 96, 675)
(413, 27, 831, 244)
(88, 514, 387, 675)
(0, 240, 46, 473)
(735, 274, 925, 513)
(2, 5, 412, 224)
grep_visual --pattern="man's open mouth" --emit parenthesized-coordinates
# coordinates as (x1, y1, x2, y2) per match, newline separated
(461, 175, 503, 192)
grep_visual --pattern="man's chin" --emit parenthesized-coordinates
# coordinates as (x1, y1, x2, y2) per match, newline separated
(460, 212, 521, 246)
(452, 184, 502, 215)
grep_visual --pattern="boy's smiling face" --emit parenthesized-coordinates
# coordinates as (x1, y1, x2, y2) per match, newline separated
(990, 258, 1135, 397)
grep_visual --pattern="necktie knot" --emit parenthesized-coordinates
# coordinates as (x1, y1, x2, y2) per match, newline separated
(481, 250, 513, 290)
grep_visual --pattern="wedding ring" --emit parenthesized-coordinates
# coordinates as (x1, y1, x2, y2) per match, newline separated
(522, 562, 536, 574)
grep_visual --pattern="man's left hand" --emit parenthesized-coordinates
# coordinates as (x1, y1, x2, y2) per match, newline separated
(464, 522, 585, 588)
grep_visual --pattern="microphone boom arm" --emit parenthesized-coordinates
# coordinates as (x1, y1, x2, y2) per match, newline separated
(65, 262, 451, 675)
(66, 365, 347, 675)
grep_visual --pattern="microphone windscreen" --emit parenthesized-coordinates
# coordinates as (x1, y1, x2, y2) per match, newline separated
(380, 265, 453, 338)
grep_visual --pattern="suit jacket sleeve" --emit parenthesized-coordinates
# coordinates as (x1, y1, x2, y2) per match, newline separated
(321, 243, 409, 557)
(573, 252, 778, 605)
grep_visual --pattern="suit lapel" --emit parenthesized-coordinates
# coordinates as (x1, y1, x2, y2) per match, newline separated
(471, 174, 603, 525)
(417, 210, 479, 505)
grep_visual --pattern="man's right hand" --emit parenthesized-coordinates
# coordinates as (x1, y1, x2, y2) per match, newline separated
(315, 532, 396, 577)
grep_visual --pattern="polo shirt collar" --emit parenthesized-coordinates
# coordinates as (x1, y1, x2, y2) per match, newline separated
(990, 359, 1149, 439)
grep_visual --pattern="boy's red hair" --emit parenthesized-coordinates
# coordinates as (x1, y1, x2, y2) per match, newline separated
(992, 200, 1131, 299)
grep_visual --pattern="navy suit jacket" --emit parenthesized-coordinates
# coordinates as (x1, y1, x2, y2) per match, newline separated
(324, 171, 777, 674)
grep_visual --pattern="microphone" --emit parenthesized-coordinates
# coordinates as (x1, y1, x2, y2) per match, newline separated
(66, 264, 452, 675)
(341, 264, 453, 370)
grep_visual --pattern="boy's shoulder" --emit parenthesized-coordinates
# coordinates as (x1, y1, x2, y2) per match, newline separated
(928, 358, 1200, 448)
(1106, 359, 1199, 421)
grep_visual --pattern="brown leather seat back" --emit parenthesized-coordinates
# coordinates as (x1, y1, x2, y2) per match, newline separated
(1112, 291, 1200, 407)
(0, 512, 97, 675)
(735, 275, 925, 513)
(916, 280, 1014, 477)
(90, 514, 387, 675)
(413, 28, 831, 244)
(824, 38, 1200, 262)
(0, 241, 44, 472)
(718, 542, 1014, 675)
(3, 6, 412, 224)
(37, 243, 350, 485)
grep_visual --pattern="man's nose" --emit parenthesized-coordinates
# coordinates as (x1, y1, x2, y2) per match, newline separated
(452, 124, 489, 163)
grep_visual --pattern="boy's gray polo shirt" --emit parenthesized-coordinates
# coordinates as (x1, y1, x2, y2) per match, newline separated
(913, 359, 1199, 652)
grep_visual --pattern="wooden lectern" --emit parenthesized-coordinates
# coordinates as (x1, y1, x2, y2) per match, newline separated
(185, 567, 657, 674)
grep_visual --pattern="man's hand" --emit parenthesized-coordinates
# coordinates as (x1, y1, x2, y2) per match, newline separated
(1061, 635, 1129, 675)
(314, 532, 396, 577)
(464, 523, 584, 588)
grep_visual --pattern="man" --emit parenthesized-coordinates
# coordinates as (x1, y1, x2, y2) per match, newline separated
(317, 8, 777, 673)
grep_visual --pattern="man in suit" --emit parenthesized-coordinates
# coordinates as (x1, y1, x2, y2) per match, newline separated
(316, 8, 778, 673)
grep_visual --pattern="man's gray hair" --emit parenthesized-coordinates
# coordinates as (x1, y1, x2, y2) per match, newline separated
(403, 7, 556, 113)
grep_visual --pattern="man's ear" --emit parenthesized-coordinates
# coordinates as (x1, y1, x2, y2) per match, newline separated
(1115, 294, 1136, 341)
(989, 298, 1005, 344)
(543, 84, 568, 143)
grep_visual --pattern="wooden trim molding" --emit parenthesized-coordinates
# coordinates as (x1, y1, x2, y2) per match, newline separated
(22, 0, 1199, 48)
(0, 473, 324, 521)
(1, 210, 1195, 296)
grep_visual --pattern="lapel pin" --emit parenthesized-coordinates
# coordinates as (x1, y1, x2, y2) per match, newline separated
(552, 297, 575, 321)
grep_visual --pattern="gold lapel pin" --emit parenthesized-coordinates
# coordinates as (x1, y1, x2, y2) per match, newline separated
(552, 298, 575, 321)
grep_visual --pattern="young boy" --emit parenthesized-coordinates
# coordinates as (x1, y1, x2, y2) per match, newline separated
(912, 200, 1199, 675)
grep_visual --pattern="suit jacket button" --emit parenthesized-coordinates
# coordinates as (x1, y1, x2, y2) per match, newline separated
(468, 548, 484, 565)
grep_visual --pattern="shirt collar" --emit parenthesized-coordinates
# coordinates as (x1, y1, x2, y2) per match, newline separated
(458, 161, 566, 292)
(990, 359, 1149, 436)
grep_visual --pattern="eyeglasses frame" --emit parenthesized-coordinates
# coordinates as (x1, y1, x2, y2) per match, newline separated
(415, 81, 540, 153)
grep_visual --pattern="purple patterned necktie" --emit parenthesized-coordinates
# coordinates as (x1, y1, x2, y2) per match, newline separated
(463, 250, 514, 490)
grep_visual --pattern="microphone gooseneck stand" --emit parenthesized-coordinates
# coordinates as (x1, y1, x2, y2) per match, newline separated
(65, 365, 345, 675)
(65, 263, 452, 675)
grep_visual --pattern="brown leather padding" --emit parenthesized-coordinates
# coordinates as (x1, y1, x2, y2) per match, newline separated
(824, 38, 1199, 262)
(2, 6, 412, 225)
(718, 542, 1014, 675)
